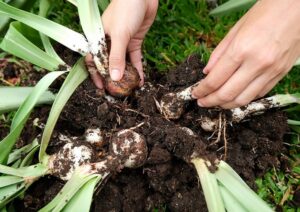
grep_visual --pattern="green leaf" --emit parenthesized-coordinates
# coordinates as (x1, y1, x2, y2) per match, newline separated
(295, 58, 300, 66)
(38, 0, 64, 63)
(77, 0, 108, 74)
(215, 161, 273, 212)
(288, 119, 300, 125)
(0, 206, 7, 212)
(219, 184, 247, 212)
(7, 138, 39, 165)
(0, 87, 56, 114)
(39, 171, 99, 212)
(192, 158, 225, 212)
(19, 144, 39, 167)
(0, 183, 26, 208)
(0, 1, 89, 54)
(0, 163, 48, 177)
(0, 22, 65, 71)
(60, 175, 101, 212)
(39, 58, 88, 161)
(0, 176, 23, 188)
(0, 71, 66, 165)
(0, 0, 36, 36)
(210, 0, 256, 17)
(97, 0, 109, 12)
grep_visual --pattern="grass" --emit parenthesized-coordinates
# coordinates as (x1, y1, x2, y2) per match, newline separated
(0, 0, 299, 210)
(143, 0, 245, 71)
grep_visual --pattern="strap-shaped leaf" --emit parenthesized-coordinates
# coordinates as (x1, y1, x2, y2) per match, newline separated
(38, 0, 64, 63)
(0, 176, 23, 188)
(0, 1, 89, 54)
(62, 176, 101, 212)
(0, 87, 55, 114)
(77, 0, 108, 75)
(39, 171, 99, 212)
(0, 163, 48, 177)
(0, 71, 66, 165)
(210, 0, 256, 17)
(0, 183, 26, 208)
(7, 138, 39, 165)
(0, 22, 65, 71)
(39, 58, 88, 161)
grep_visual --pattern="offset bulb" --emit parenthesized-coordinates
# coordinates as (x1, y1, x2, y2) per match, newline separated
(105, 64, 140, 97)
(110, 129, 148, 168)
(48, 142, 94, 180)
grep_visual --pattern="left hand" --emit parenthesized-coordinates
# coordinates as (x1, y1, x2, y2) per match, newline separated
(192, 0, 300, 109)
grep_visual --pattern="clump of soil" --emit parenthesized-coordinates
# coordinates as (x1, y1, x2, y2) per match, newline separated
(0, 58, 46, 86)
(14, 55, 289, 211)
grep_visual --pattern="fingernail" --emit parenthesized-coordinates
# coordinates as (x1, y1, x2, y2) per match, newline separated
(197, 100, 204, 107)
(110, 69, 121, 81)
(203, 67, 208, 74)
(191, 93, 197, 99)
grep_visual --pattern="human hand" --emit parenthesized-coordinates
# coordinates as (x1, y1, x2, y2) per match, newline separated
(86, 0, 158, 89)
(192, 0, 300, 109)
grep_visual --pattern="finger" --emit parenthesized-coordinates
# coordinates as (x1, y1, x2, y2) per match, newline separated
(204, 15, 247, 74)
(101, 2, 132, 82)
(196, 60, 267, 107)
(108, 32, 130, 81)
(129, 48, 144, 86)
(128, 38, 144, 86)
(192, 49, 242, 99)
(90, 71, 104, 89)
(85, 54, 104, 89)
(220, 72, 277, 109)
(258, 72, 286, 97)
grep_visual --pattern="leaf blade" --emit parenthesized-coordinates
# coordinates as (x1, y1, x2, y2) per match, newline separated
(0, 1, 89, 54)
(39, 58, 88, 161)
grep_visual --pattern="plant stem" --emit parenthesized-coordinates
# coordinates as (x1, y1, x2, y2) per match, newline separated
(192, 158, 226, 212)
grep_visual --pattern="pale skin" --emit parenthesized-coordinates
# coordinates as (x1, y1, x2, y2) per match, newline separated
(86, 0, 158, 88)
(88, 0, 300, 109)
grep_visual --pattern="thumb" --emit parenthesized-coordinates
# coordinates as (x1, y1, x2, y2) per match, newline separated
(109, 33, 130, 81)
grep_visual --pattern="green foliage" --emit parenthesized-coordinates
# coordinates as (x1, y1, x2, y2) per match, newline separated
(0, 87, 55, 114)
(0, 0, 37, 36)
(39, 58, 88, 161)
(0, 71, 66, 165)
(210, 0, 255, 17)
(143, 0, 245, 71)
(0, 22, 64, 71)
(40, 171, 101, 212)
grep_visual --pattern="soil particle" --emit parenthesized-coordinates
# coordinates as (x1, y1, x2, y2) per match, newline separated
(0, 59, 45, 86)
(14, 177, 64, 212)
(164, 54, 205, 89)
(10, 54, 290, 211)
(147, 145, 172, 164)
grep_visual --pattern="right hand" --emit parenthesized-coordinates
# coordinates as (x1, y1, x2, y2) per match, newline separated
(86, 0, 158, 89)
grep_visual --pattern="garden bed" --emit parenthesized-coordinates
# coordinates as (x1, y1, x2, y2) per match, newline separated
(2, 55, 289, 211)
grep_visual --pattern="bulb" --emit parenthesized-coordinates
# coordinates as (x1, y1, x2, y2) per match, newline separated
(110, 129, 147, 168)
(105, 64, 140, 97)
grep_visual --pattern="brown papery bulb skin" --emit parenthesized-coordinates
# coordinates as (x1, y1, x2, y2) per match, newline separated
(105, 64, 140, 97)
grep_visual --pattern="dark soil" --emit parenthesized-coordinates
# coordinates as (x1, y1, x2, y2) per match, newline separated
(0, 58, 45, 86)
(8, 55, 289, 211)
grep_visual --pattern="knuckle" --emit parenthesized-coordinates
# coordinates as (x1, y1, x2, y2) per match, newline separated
(109, 55, 123, 65)
(228, 44, 249, 62)
(235, 97, 251, 107)
(217, 90, 236, 102)
(259, 53, 276, 67)
(204, 79, 218, 91)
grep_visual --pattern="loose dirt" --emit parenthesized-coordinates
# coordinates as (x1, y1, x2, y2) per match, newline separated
(5, 55, 289, 211)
